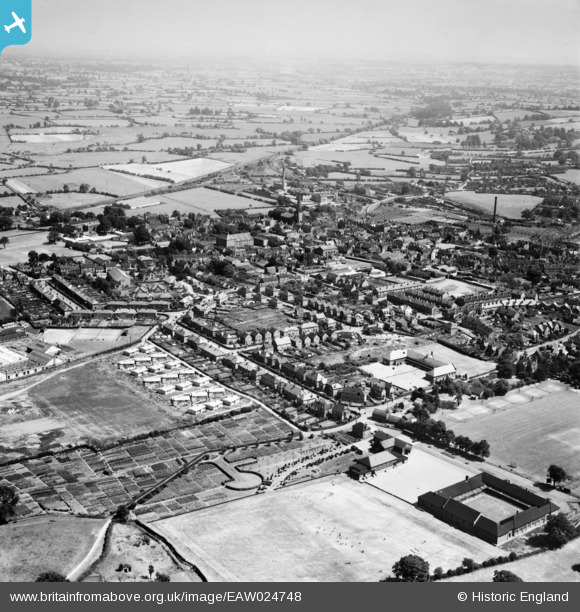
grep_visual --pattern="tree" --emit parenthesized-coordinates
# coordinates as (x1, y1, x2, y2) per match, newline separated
(114, 504, 130, 523)
(148, 564, 155, 579)
(28, 250, 39, 264)
(544, 514, 576, 549)
(392, 554, 430, 582)
(133, 224, 150, 245)
(496, 360, 514, 379)
(0, 485, 18, 523)
(0, 236, 9, 249)
(47, 230, 60, 244)
(547, 465, 569, 487)
(36, 571, 68, 582)
(155, 572, 170, 582)
(493, 570, 523, 582)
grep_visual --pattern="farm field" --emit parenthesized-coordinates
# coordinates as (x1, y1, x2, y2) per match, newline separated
(441, 381, 580, 489)
(445, 537, 580, 583)
(37, 150, 184, 169)
(152, 476, 499, 582)
(10, 134, 84, 144)
(104, 158, 233, 184)
(119, 187, 271, 218)
(446, 191, 543, 219)
(37, 192, 110, 210)
(90, 522, 201, 583)
(563, 169, 580, 186)
(0, 516, 107, 582)
(18, 168, 168, 197)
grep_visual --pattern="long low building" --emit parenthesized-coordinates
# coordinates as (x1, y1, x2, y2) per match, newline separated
(418, 472, 559, 545)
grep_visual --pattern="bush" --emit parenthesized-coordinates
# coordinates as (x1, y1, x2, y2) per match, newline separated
(508, 552, 518, 562)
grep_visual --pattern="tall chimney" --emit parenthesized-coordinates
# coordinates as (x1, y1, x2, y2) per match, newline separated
(493, 196, 498, 224)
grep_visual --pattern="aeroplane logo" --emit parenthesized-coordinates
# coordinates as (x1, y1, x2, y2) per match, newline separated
(4, 11, 26, 34)
(1, 1, 32, 55)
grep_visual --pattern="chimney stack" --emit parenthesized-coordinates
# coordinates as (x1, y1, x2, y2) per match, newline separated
(493, 196, 498, 224)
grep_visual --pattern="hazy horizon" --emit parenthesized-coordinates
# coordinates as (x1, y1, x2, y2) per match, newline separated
(2, 0, 579, 66)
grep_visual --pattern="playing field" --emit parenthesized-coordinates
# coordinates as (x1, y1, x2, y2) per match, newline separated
(0, 516, 106, 582)
(28, 359, 176, 443)
(41, 326, 149, 355)
(442, 382, 580, 488)
(152, 476, 498, 582)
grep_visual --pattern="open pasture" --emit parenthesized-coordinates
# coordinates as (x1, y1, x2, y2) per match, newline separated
(152, 476, 498, 582)
(120, 187, 271, 218)
(445, 537, 580, 583)
(0, 516, 107, 582)
(37, 192, 110, 210)
(446, 191, 542, 219)
(17, 168, 168, 197)
(441, 382, 580, 488)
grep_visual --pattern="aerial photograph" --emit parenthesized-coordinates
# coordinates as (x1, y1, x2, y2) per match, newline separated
(0, 0, 579, 585)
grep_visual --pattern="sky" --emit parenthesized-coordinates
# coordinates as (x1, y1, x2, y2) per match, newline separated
(7, 0, 580, 65)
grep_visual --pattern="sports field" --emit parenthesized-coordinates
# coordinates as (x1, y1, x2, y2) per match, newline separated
(27, 359, 176, 443)
(0, 516, 106, 582)
(152, 476, 498, 582)
(442, 381, 580, 488)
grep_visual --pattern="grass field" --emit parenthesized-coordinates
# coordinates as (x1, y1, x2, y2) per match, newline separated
(445, 537, 580, 583)
(446, 191, 543, 219)
(37, 192, 110, 210)
(41, 326, 149, 355)
(152, 476, 498, 582)
(104, 158, 232, 184)
(119, 187, 271, 218)
(27, 359, 177, 444)
(0, 516, 106, 581)
(18, 168, 168, 197)
(442, 382, 580, 488)
(0, 230, 79, 267)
